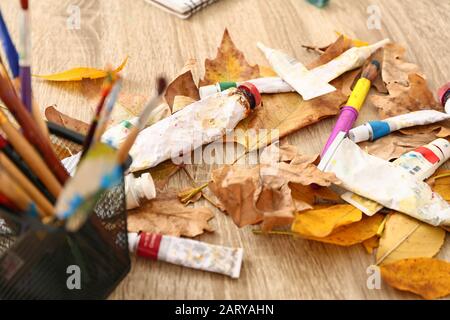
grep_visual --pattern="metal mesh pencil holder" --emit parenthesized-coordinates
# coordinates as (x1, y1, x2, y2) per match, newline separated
(0, 129, 131, 299)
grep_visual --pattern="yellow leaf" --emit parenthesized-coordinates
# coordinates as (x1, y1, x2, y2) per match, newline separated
(429, 170, 450, 202)
(335, 32, 369, 47)
(300, 214, 384, 246)
(291, 204, 362, 238)
(34, 57, 128, 81)
(376, 212, 446, 265)
(381, 258, 450, 300)
(362, 236, 379, 254)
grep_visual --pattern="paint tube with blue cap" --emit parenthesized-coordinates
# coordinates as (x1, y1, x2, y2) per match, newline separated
(349, 110, 450, 143)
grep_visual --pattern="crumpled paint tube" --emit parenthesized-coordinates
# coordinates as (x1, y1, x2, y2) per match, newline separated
(128, 232, 244, 279)
(129, 85, 260, 172)
(349, 110, 450, 143)
(342, 138, 450, 216)
(199, 77, 293, 98)
(257, 39, 389, 100)
(318, 133, 450, 226)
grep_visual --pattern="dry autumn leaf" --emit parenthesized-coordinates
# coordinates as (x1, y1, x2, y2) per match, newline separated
(362, 236, 380, 254)
(371, 73, 442, 119)
(34, 57, 128, 82)
(376, 212, 446, 265)
(164, 70, 200, 109)
(209, 143, 339, 231)
(200, 29, 260, 86)
(127, 190, 214, 237)
(381, 258, 450, 300)
(299, 214, 385, 246)
(381, 43, 421, 87)
(291, 204, 362, 238)
(428, 170, 450, 202)
(359, 131, 436, 161)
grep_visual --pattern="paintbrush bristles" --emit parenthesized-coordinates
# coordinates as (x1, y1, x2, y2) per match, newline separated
(157, 77, 167, 95)
(20, 0, 29, 10)
(361, 60, 380, 82)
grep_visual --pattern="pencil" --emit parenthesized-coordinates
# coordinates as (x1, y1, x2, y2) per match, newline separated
(0, 72, 69, 184)
(116, 77, 166, 164)
(0, 109, 62, 197)
(0, 152, 54, 217)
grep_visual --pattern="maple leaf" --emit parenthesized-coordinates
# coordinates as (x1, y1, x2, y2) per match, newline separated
(376, 212, 446, 265)
(381, 258, 450, 300)
(164, 70, 200, 109)
(127, 190, 214, 237)
(381, 43, 421, 87)
(199, 29, 260, 86)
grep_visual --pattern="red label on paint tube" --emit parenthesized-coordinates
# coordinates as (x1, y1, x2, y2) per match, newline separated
(415, 147, 440, 164)
(137, 232, 162, 260)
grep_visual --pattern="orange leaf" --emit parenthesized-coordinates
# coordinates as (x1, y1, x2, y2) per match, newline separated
(200, 29, 260, 86)
(381, 258, 450, 300)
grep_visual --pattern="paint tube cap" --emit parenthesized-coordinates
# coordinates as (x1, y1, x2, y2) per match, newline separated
(438, 82, 450, 105)
(125, 173, 156, 210)
(430, 138, 450, 162)
(348, 124, 372, 143)
(238, 82, 262, 108)
(199, 84, 219, 99)
(128, 232, 139, 252)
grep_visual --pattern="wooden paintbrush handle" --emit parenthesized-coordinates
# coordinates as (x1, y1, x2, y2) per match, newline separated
(0, 74, 69, 184)
(0, 153, 54, 217)
(0, 113, 62, 198)
(116, 126, 139, 164)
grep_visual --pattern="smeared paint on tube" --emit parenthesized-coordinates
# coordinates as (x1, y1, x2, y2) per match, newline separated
(318, 132, 450, 226)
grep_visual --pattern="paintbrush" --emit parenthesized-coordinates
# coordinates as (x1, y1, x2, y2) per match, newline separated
(116, 77, 166, 164)
(19, 0, 32, 112)
(91, 78, 123, 146)
(0, 71, 69, 183)
(0, 8, 19, 78)
(0, 169, 45, 217)
(321, 59, 380, 157)
(0, 135, 54, 202)
(0, 109, 62, 197)
(0, 152, 54, 217)
(81, 73, 115, 157)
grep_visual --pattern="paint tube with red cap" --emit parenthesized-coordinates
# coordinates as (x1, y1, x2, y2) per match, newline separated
(438, 82, 450, 114)
(342, 138, 450, 216)
(129, 83, 261, 172)
(128, 232, 244, 279)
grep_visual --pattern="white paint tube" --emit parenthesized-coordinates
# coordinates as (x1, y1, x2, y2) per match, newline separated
(128, 232, 244, 279)
(129, 86, 259, 172)
(257, 39, 390, 100)
(349, 110, 450, 143)
(199, 77, 294, 98)
(342, 138, 450, 216)
(318, 133, 450, 226)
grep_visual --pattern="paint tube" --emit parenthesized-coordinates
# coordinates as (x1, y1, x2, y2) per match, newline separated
(257, 39, 389, 100)
(128, 232, 244, 278)
(125, 173, 156, 210)
(349, 110, 450, 143)
(438, 82, 450, 114)
(199, 77, 293, 98)
(342, 138, 450, 216)
(129, 84, 261, 172)
(318, 133, 450, 226)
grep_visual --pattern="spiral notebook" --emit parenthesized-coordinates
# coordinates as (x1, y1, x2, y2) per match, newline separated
(145, 0, 219, 19)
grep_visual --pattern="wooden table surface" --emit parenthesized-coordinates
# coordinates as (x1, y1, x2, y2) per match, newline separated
(1, 0, 449, 299)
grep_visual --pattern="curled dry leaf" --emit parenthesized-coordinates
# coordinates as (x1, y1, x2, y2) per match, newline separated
(371, 73, 441, 119)
(376, 212, 446, 265)
(209, 144, 339, 231)
(164, 70, 200, 109)
(45, 106, 89, 159)
(200, 29, 260, 86)
(428, 170, 450, 202)
(306, 35, 353, 69)
(298, 214, 385, 246)
(381, 258, 450, 300)
(127, 190, 214, 237)
(381, 43, 421, 87)
(291, 204, 363, 238)
(362, 236, 380, 254)
(358, 131, 436, 161)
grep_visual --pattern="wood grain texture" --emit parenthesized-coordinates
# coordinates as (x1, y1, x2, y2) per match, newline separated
(0, 0, 448, 299)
